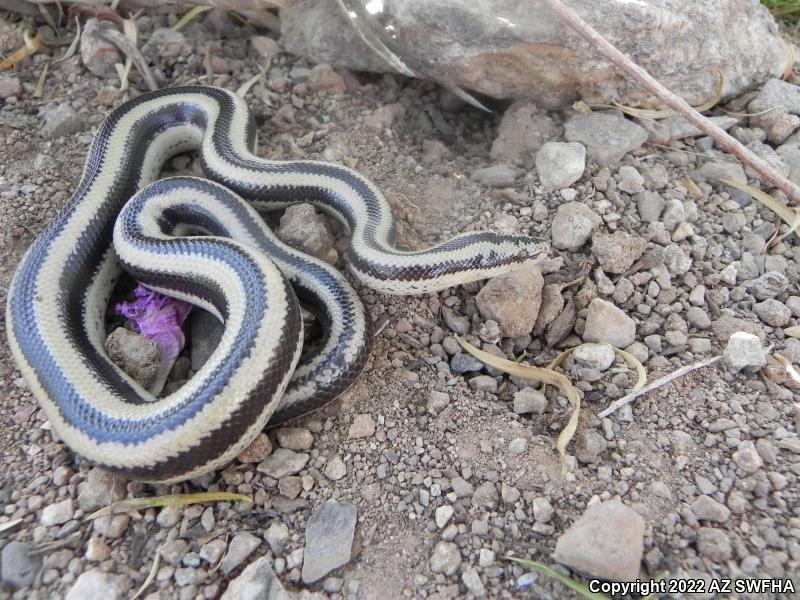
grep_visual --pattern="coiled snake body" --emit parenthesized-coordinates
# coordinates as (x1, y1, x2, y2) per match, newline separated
(6, 86, 542, 482)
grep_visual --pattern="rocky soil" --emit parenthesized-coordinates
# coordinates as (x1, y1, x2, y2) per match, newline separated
(0, 6, 799, 600)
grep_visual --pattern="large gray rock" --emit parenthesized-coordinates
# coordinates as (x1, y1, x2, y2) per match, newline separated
(553, 499, 645, 581)
(1, 542, 41, 590)
(281, 0, 787, 108)
(565, 113, 648, 166)
(301, 500, 358, 584)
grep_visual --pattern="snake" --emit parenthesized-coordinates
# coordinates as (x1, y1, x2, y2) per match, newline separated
(6, 86, 543, 482)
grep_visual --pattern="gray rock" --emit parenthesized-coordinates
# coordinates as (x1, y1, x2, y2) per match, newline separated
(462, 567, 486, 598)
(78, 467, 127, 512)
(532, 497, 554, 523)
(324, 455, 347, 480)
(636, 191, 665, 223)
(552, 499, 645, 581)
(450, 477, 475, 498)
(41, 103, 83, 139)
(429, 541, 461, 576)
(347, 414, 375, 439)
(694, 160, 747, 186)
(80, 19, 122, 78)
(491, 102, 560, 161)
(104, 327, 161, 391)
(265, 521, 291, 556)
(0, 74, 23, 100)
(754, 299, 791, 327)
(40, 498, 74, 526)
(258, 448, 310, 479)
(583, 299, 636, 348)
(65, 569, 125, 600)
(302, 500, 357, 583)
(280, 0, 787, 109)
(441, 306, 469, 335)
(551, 201, 602, 252)
(745, 140, 789, 179)
(575, 430, 608, 464)
(535, 142, 586, 189)
(199, 539, 227, 565)
(663, 244, 692, 276)
(1, 542, 41, 590)
(685, 307, 712, 330)
(450, 352, 484, 373)
(470, 164, 522, 187)
(221, 557, 291, 600)
(696, 527, 732, 562)
(661, 198, 687, 232)
(617, 165, 644, 194)
(573, 343, 615, 371)
(513, 387, 547, 414)
(592, 232, 647, 274)
(435, 505, 454, 528)
(752, 78, 800, 115)
(427, 390, 451, 414)
(508, 438, 528, 455)
(750, 271, 788, 300)
(278, 203, 334, 260)
(661, 115, 739, 139)
(723, 332, 766, 372)
(690, 495, 731, 523)
(564, 113, 648, 166)
(476, 263, 544, 338)
(275, 427, 314, 451)
(190, 309, 223, 371)
(733, 440, 764, 473)
(469, 375, 498, 393)
(220, 532, 261, 575)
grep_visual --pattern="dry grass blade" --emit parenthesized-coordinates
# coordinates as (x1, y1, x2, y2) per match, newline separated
(457, 337, 581, 469)
(101, 25, 158, 92)
(54, 17, 81, 64)
(719, 178, 800, 240)
(720, 105, 781, 118)
(599, 356, 721, 418)
(236, 70, 264, 98)
(0, 31, 42, 72)
(86, 492, 252, 520)
(506, 558, 611, 600)
(172, 5, 213, 32)
(543, 346, 645, 395)
(0, 518, 23, 536)
(590, 72, 723, 120)
(33, 61, 48, 98)
(614, 347, 647, 392)
(131, 553, 160, 600)
(786, 326, 800, 339)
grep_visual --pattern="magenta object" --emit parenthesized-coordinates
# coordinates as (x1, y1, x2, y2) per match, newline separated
(115, 285, 193, 393)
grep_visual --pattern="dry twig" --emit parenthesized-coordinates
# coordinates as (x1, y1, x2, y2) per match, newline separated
(598, 356, 721, 418)
(538, 0, 800, 206)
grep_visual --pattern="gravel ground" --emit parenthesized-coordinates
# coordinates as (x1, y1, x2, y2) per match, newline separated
(0, 7, 799, 600)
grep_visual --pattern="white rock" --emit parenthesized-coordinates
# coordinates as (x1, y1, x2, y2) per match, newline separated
(535, 142, 586, 189)
(435, 505, 454, 529)
(723, 332, 766, 372)
(573, 343, 615, 371)
(40, 499, 74, 526)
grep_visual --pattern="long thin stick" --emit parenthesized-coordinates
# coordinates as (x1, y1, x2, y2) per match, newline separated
(539, 0, 800, 206)
(598, 356, 721, 418)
